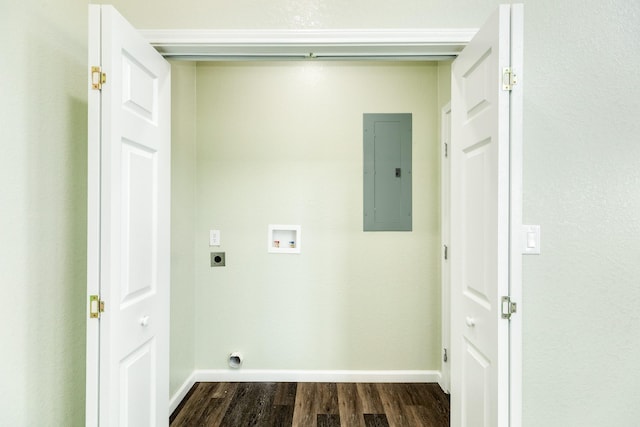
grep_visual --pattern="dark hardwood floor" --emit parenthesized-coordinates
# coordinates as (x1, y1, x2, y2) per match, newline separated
(170, 382, 450, 427)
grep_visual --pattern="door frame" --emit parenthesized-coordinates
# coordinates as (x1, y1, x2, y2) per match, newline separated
(507, 6, 524, 426)
(440, 102, 452, 395)
(119, 21, 522, 427)
(86, 7, 101, 424)
(139, 28, 476, 60)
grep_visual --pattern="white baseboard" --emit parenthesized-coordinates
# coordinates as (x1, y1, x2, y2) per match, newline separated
(438, 377, 451, 395)
(194, 369, 441, 383)
(169, 372, 196, 415)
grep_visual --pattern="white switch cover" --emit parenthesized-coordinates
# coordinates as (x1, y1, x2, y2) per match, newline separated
(522, 225, 541, 254)
(209, 230, 221, 246)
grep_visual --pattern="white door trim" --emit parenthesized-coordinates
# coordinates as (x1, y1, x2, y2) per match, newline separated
(508, 5, 524, 427)
(85, 6, 101, 425)
(440, 102, 452, 395)
(140, 29, 477, 60)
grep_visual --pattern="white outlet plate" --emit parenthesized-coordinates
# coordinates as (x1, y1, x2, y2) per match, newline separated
(209, 229, 221, 246)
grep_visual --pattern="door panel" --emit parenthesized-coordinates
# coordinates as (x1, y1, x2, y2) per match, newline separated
(120, 338, 156, 426)
(87, 5, 171, 426)
(463, 139, 492, 305)
(462, 50, 492, 119)
(451, 5, 514, 427)
(462, 340, 490, 425)
(122, 52, 159, 122)
(121, 141, 157, 304)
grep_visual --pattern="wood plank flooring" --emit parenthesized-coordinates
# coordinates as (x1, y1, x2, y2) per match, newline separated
(170, 382, 449, 427)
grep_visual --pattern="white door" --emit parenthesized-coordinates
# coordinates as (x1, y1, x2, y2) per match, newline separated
(87, 5, 171, 427)
(450, 4, 522, 427)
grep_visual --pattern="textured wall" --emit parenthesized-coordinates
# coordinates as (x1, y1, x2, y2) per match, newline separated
(193, 61, 442, 371)
(0, 0, 88, 425)
(90, 0, 501, 29)
(521, 1, 640, 425)
(169, 61, 198, 396)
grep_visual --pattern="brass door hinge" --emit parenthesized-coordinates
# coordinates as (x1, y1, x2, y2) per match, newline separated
(89, 295, 105, 318)
(91, 66, 106, 90)
(502, 67, 517, 91)
(501, 296, 517, 319)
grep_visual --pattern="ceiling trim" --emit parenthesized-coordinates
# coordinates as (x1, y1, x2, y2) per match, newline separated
(140, 29, 477, 60)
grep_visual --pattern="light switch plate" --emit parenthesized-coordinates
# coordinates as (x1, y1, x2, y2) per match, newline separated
(209, 230, 221, 246)
(522, 225, 541, 255)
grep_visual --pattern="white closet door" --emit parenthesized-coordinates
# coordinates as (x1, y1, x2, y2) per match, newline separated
(87, 5, 171, 426)
(450, 4, 522, 427)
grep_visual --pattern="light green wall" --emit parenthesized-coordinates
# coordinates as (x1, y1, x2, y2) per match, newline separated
(169, 61, 198, 395)
(194, 61, 441, 370)
(196, 62, 440, 369)
(437, 62, 452, 109)
(0, 0, 87, 425)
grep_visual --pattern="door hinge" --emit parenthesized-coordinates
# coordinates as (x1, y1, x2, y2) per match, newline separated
(89, 295, 105, 319)
(443, 348, 448, 363)
(502, 67, 517, 91)
(443, 244, 448, 260)
(91, 66, 106, 90)
(444, 142, 448, 158)
(501, 296, 517, 319)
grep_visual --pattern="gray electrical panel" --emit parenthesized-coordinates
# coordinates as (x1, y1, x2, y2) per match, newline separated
(363, 113, 412, 231)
